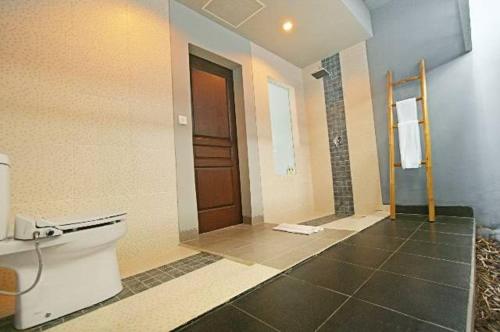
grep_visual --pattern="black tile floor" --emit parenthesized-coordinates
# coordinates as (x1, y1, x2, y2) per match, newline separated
(177, 214, 475, 332)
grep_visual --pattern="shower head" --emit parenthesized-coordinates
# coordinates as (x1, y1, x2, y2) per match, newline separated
(311, 67, 331, 79)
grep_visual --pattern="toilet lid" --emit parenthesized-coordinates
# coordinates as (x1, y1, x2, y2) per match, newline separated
(50, 212, 126, 232)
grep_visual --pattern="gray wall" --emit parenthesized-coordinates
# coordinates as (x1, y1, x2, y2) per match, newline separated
(366, 0, 500, 227)
(322, 54, 355, 216)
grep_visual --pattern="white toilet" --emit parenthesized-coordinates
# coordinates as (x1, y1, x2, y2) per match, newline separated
(0, 153, 127, 330)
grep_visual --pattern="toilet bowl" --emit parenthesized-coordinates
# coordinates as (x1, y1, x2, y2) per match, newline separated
(0, 154, 127, 329)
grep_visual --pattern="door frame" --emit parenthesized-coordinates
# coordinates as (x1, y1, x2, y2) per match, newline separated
(171, 40, 264, 242)
(189, 54, 243, 233)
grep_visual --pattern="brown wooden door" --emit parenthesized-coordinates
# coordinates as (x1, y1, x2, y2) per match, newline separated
(189, 55, 242, 233)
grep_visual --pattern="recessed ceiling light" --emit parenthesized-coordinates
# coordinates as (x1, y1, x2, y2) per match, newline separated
(282, 21, 293, 32)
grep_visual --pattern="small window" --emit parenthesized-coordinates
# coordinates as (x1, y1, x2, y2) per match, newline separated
(267, 79, 296, 176)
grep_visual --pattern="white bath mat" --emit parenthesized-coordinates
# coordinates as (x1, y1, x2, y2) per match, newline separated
(273, 224, 323, 235)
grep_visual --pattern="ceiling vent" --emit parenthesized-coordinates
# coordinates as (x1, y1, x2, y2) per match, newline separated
(202, 0, 266, 29)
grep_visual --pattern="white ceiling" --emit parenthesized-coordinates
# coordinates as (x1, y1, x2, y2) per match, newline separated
(175, 0, 373, 68)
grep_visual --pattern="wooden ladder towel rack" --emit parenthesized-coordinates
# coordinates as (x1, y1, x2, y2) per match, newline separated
(387, 59, 435, 222)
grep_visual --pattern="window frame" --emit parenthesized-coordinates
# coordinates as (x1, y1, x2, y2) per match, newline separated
(266, 77, 297, 176)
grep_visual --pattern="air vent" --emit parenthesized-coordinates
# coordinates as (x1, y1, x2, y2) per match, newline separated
(202, 0, 266, 29)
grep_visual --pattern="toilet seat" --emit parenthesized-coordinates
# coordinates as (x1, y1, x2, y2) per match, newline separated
(14, 212, 126, 240)
(49, 212, 126, 233)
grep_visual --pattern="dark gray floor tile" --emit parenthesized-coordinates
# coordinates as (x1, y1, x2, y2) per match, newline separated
(355, 271, 468, 331)
(143, 278, 162, 288)
(168, 269, 186, 278)
(177, 305, 276, 332)
(380, 252, 471, 288)
(400, 240, 472, 263)
(344, 233, 405, 251)
(410, 230, 473, 247)
(233, 275, 347, 332)
(159, 265, 178, 273)
(360, 222, 418, 239)
(394, 214, 429, 222)
(288, 256, 373, 295)
(121, 276, 137, 283)
(378, 216, 424, 228)
(420, 222, 474, 235)
(157, 274, 174, 282)
(435, 216, 474, 224)
(147, 268, 164, 277)
(318, 298, 448, 332)
(320, 243, 392, 268)
(117, 289, 134, 299)
(128, 282, 148, 293)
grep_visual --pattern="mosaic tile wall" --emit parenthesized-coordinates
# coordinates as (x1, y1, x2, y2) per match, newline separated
(321, 54, 355, 216)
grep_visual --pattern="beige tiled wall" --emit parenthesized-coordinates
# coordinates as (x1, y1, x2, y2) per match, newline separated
(0, 0, 179, 315)
(250, 43, 321, 224)
(302, 62, 335, 216)
(0, 0, 383, 320)
(340, 42, 383, 215)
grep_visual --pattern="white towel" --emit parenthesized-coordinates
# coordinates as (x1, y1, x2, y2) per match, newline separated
(396, 98, 422, 169)
(273, 224, 323, 235)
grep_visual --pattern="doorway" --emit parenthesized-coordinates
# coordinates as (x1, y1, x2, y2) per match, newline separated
(189, 55, 243, 233)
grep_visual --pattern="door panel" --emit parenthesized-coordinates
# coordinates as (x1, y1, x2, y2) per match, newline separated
(190, 55, 242, 233)
(195, 168, 235, 210)
(198, 207, 241, 232)
(191, 68, 230, 138)
(194, 146, 232, 159)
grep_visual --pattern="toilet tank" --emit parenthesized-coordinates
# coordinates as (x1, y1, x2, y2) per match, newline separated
(0, 153, 10, 240)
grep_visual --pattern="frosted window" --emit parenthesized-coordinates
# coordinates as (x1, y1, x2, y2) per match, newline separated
(268, 80, 296, 175)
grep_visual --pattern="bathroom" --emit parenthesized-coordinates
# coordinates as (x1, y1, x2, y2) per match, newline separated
(0, 0, 498, 331)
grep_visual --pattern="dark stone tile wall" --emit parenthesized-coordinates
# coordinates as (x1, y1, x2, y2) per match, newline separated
(321, 54, 354, 216)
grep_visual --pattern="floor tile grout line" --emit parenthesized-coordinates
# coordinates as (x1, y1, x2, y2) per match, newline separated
(315, 222, 426, 331)
(403, 238, 475, 249)
(377, 268, 470, 291)
(352, 298, 458, 332)
(408, 237, 473, 247)
(310, 250, 471, 289)
(416, 229, 474, 237)
(396, 250, 471, 265)
(359, 226, 473, 238)
(230, 304, 282, 332)
(396, 213, 474, 220)
(340, 241, 398, 253)
(419, 221, 474, 227)
(313, 255, 378, 270)
(175, 302, 230, 331)
(284, 274, 352, 298)
(231, 273, 286, 303)
(352, 222, 427, 293)
(349, 232, 411, 240)
(314, 296, 352, 331)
